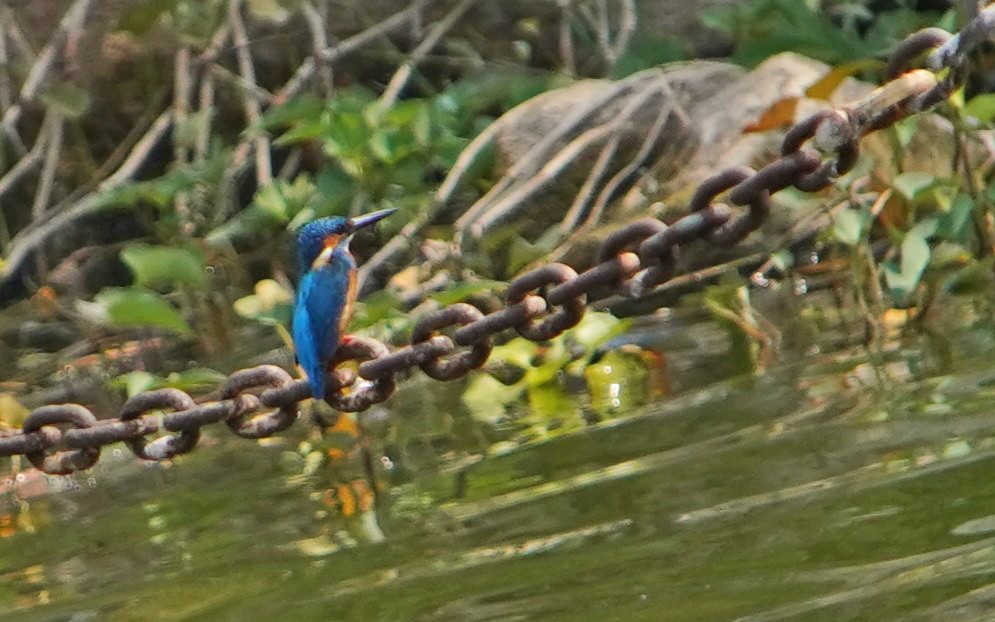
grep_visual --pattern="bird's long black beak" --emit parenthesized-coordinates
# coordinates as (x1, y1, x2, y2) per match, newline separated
(348, 208, 397, 232)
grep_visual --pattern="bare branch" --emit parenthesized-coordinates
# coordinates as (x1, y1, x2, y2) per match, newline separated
(301, 1, 334, 96)
(30, 112, 64, 275)
(229, 0, 272, 186)
(0, 111, 173, 284)
(276, 0, 434, 104)
(0, 0, 92, 141)
(0, 127, 45, 199)
(377, 0, 478, 110)
(32, 112, 64, 221)
(0, 12, 11, 113)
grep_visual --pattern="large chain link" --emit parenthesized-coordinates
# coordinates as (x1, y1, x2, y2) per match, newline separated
(2, 6, 994, 475)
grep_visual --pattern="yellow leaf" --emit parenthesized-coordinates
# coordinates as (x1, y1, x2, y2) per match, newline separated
(0, 394, 29, 429)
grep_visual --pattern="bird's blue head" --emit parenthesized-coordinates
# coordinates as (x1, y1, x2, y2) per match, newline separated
(295, 208, 396, 271)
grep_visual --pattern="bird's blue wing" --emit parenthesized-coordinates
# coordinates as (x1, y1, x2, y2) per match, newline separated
(292, 261, 350, 399)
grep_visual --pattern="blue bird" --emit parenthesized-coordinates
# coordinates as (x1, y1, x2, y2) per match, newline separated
(293, 208, 396, 399)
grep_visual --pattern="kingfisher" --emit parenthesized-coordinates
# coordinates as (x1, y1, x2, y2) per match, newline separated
(293, 208, 396, 399)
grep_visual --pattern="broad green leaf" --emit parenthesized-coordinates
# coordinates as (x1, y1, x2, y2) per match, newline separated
(95, 287, 192, 335)
(111, 367, 225, 397)
(234, 279, 293, 325)
(936, 193, 975, 240)
(350, 290, 404, 329)
(833, 208, 868, 246)
(963, 93, 995, 124)
(274, 120, 326, 146)
(462, 374, 521, 424)
(323, 112, 370, 159)
(566, 312, 631, 351)
(121, 244, 207, 289)
(488, 338, 540, 371)
(526, 382, 575, 422)
(381, 100, 427, 128)
(427, 280, 502, 306)
(412, 104, 434, 147)
(891, 116, 920, 149)
(260, 95, 324, 129)
(247, 0, 289, 23)
(161, 368, 227, 392)
(111, 370, 158, 397)
(252, 176, 316, 222)
(369, 129, 411, 165)
(883, 219, 937, 302)
(39, 83, 91, 119)
(117, 0, 181, 34)
(893, 171, 938, 202)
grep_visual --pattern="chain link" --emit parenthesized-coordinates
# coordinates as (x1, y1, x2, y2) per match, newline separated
(2, 6, 993, 474)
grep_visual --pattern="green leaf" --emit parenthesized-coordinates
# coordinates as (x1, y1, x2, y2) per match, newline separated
(274, 120, 327, 146)
(488, 338, 540, 371)
(883, 218, 937, 303)
(247, 0, 289, 23)
(566, 312, 631, 351)
(160, 368, 227, 392)
(121, 244, 207, 289)
(111, 370, 158, 397)
(39, 83, 91, 119)
(833, 208, 869, 246)
(233, 279, 293, 325)
(369, 129, 412, 165)
(462, 374, 521, 424)
(252, 176, 316, 223)
(963, 93, 995, 125)
(350, 290, 404, 330)
(936, 193, 975, 240)
(111, 367, 226, 397)
(323, 111, 371, 159)
(427, 280, 502, 306)
(117, 0, 181, 34)
(893, 171, 938, 202)
(94, 287, 192, 335)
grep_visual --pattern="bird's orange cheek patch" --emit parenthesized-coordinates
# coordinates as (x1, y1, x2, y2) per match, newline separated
(311, 234, 342, 269)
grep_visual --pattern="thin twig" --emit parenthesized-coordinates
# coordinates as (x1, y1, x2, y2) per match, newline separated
(609, 0, 637, 68)
(30, 112, 64, 275)
(377, 0, 478, 110)
(209, 63, 274, 105)
(0, 10, 11, 113)
(276, 0, 434, 104)
(0, 127, 45, 199)
(558, 3, 577, 77)
(474, 125, 613, 235)
(454, 71, 659, 238)
(559, 83, 668, 233)
(583, 96, 683, 229)
(454, 86, 623, 235)
(0, 110, 173, 285)
(301, 1, 334, 96)
(195, 76, 216, 164)
(229, 0, 272, 187)
(2, 8, 35, 65)
(173, 47, 195, 234)
(0, 0, 92, 144)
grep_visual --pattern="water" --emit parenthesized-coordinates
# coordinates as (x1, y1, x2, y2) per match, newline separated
(3, 287, 995, 621)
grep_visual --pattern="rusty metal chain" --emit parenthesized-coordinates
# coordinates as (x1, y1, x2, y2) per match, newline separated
(3, 6, 994, 475)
